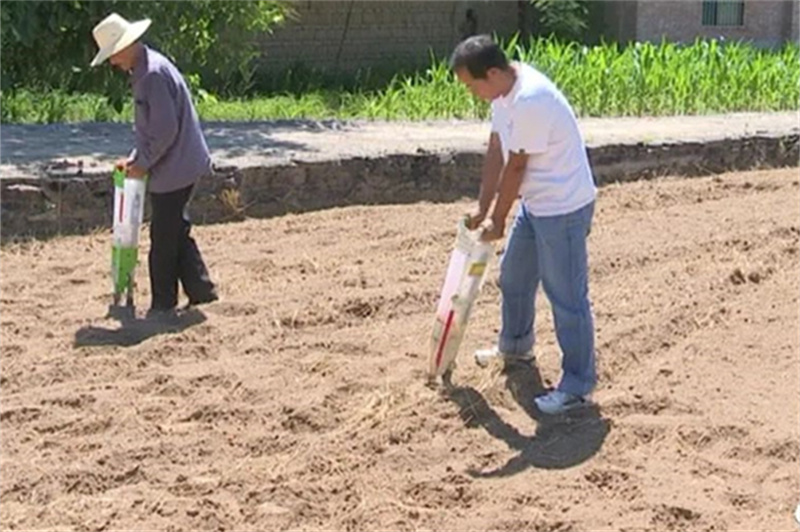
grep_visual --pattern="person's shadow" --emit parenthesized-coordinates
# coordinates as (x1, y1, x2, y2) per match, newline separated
(444, 360, 609, 477)
(74, 307, 206, 348)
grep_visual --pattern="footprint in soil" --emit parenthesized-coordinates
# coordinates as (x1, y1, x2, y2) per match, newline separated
(339, 297, 383, 319)
(729, 267, 772, 286)
(651, 504, 703, 530)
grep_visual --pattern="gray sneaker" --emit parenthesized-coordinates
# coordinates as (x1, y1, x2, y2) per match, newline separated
(474, 346, 535, 368)
(534, 390, 590, 415)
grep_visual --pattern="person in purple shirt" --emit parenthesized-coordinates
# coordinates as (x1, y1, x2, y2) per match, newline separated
(90, 13, 218, 320)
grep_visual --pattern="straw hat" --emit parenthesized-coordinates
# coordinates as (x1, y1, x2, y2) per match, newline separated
(90, 13, 151, 67)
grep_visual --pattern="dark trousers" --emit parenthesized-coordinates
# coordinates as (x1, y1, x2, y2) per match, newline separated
(149, 184, 215, 310)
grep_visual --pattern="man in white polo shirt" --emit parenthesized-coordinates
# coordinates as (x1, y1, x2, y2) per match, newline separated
(450, 35, 597, 415)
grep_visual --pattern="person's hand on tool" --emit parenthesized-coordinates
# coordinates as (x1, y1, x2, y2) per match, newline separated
(464, 208, 488, 231)
(115, 158, 145, 178)
(126, 163, 146, 179)
(478, 216, 505, 242)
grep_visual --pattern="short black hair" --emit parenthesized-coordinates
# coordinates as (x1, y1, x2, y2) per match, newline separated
(449, 34, 509, 79)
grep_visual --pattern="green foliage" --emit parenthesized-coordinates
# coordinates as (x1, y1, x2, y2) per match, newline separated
(531, 0, 589, 42)
(2, 37, 798, 123)
(0, 0, 289, 101)
(0, 88, 131, 123)
(355, 36, 800, 119)
(511, 36, 800, 116)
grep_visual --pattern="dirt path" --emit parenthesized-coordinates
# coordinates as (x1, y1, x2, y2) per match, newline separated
(2, 111, 798, 179)
(1, 167, 799, 531)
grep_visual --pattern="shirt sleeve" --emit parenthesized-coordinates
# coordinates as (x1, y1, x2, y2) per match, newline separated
(506, 93, 553, 155)
(490, 101, 501, 133)
(133, 73, 179, 172)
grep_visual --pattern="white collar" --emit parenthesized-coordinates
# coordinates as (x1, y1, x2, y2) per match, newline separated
(496, 63, 522, 106)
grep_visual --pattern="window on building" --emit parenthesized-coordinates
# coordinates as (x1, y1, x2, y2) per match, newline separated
(702, 0, 745, 26)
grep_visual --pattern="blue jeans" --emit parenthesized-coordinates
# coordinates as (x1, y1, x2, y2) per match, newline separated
(498, 201, 596, 397)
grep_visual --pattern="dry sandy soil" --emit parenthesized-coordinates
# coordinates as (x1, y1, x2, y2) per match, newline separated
(1, 167, 799, 531)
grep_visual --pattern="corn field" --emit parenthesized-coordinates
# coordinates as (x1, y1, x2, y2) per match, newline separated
(2, 37, 798, 123)
(362, 36, 800, 119)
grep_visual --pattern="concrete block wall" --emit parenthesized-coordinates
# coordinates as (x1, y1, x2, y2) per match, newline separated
(258, 1, 520, 72)
(634, 0, 796, 47)
(3, 134, 797, 240)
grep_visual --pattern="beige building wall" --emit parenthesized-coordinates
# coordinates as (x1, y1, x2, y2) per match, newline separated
(258, 1, 520, 72)
(634, 0, 796, 46)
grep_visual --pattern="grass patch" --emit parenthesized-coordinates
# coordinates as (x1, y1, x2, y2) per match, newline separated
(2, 37, 797, 124)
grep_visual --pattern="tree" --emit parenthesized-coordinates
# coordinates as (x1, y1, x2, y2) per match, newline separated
(530, 0, 589, 42)
(0, 1, 290, 101)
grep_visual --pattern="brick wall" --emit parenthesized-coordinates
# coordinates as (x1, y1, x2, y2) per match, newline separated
(599, 1, 640, 42)
(634, 0, 796, 46)
(258, 1, 520, 72)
